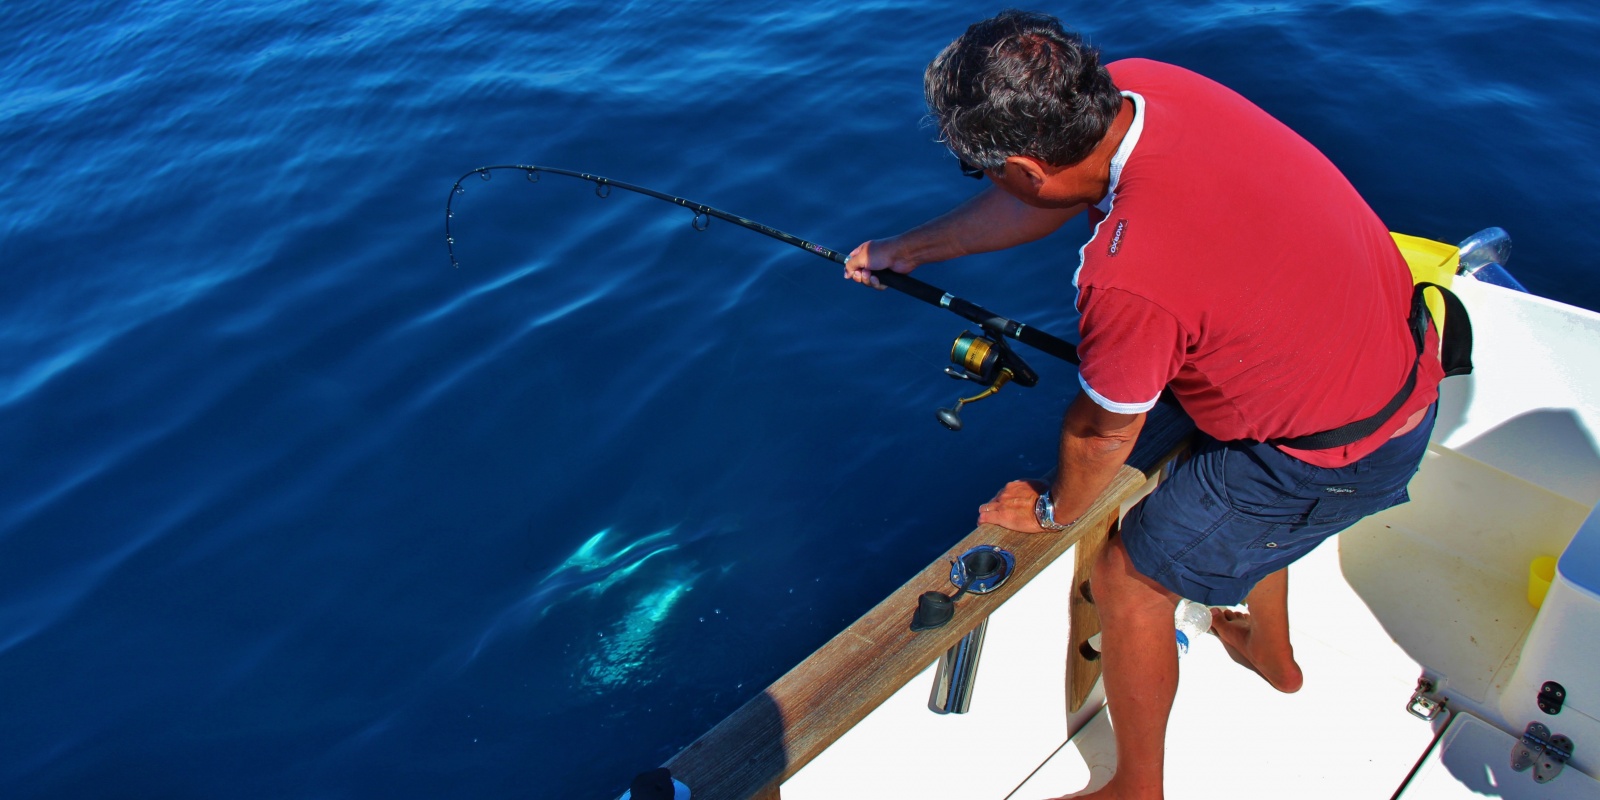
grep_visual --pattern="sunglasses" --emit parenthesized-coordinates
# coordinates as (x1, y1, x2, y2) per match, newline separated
(959, 159, 986, 179)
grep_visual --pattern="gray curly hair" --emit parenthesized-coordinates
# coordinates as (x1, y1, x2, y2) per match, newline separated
(925, 10, 1122, 171)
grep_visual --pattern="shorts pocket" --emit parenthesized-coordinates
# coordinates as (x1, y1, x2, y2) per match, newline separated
(1241, 487, 1409, 559)
(1219, 446, 1304, 515)
(1307, 487, 1410, 524)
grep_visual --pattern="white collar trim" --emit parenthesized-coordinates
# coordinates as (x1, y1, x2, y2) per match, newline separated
(1076, 91, 1146, 290)
(1095, 91, 1144, 214)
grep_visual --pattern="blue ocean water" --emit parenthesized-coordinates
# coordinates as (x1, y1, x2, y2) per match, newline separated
(2, 1, 1596, 797)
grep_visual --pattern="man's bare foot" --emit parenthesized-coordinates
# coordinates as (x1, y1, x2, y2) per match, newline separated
(1209, 607, 1304, 693)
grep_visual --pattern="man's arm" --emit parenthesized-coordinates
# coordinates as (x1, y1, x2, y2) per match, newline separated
(844, 186, 1084, 288)
(978, 391, 1145, 533)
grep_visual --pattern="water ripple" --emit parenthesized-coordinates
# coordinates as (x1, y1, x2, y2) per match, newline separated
(465, 526, 697, 666)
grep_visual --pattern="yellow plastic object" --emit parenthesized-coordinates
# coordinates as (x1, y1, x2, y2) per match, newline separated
(1529, 555, 1558, 609)
(1391, 232, 1457, 288)
(1391, 232, 1457, 334)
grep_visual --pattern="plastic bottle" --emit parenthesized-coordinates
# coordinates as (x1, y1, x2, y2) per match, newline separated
(1174, 598, 1211, 658)
(1081, 600, 1212, 659)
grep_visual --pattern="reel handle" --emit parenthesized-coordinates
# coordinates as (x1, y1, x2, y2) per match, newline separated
(937, 369, 1014, 431)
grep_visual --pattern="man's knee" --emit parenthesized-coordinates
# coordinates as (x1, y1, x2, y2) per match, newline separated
(1092, 534, 1172, 614)
(1093, 534, 1133, 587)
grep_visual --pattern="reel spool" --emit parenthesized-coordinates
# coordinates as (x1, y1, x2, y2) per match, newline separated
(937, 330, 1038, 431)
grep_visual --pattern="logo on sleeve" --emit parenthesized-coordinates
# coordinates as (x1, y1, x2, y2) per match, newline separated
(1108, 219, 1129, 257)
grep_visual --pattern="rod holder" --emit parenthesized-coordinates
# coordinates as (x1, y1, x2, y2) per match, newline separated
(928, 616, 990, 714)
(926, 545, 1014, 713)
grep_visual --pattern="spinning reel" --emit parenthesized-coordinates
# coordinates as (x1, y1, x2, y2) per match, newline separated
(937, 328, 1039, 431)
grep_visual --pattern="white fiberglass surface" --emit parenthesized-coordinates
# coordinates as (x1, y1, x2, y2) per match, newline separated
(1010, 532, 1440, 799)
(1433, 277, 1600, 507)
(1340, 446, 1587, 706)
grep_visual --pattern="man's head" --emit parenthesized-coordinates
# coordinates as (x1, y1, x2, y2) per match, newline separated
(925, 10, 1122, 173)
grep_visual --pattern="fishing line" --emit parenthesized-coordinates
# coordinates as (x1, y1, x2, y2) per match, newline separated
(445, 164, 1082, 429)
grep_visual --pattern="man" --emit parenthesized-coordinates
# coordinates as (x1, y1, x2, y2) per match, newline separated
(844, 11, 1444, 800)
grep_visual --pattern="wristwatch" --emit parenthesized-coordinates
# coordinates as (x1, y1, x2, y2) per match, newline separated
(1034, 489, 1075, 532)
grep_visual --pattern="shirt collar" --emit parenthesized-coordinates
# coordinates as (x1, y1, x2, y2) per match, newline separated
(1094, 91, 1145, 214)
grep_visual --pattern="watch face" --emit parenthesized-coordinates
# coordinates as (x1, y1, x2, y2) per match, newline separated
(1035, 493, 1053, 527)
(1035, 491, 1068, 530)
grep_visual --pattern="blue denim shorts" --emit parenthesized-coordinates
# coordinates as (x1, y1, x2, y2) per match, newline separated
(1121, 404, 1436, 606)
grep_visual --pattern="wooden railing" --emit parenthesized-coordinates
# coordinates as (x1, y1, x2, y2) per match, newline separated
(632, 403, 1194, 800)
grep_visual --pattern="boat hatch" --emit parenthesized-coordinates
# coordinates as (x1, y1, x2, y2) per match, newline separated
(1396, 712, 1600, 798)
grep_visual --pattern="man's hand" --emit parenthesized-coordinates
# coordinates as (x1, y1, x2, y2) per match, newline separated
(844, 238, 917, 290)
(844, 186, 1081, 291)
(977, 478, 1051, 533)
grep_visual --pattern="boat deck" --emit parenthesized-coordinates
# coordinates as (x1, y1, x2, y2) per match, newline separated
(781, 444, 1590, 798)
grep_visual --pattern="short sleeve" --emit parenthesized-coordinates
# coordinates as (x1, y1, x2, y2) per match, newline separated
(1076, 285, 1187, 414)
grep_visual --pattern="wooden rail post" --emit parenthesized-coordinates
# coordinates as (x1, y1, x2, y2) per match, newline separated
(1066, 515, 1114, 713)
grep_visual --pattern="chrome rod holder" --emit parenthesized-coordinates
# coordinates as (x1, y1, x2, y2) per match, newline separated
(926, 545, 1014, 714)
(929, 616, 990, 714)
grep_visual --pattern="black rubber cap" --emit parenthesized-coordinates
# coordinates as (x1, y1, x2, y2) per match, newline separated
(910, 590, 954, 631)
(629, 768, 675, 800)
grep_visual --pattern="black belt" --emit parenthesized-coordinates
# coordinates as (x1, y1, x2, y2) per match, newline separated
(1269, 282, 1473, 451)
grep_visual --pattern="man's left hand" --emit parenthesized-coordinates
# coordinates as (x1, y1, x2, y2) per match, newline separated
(977, 479, 1050, 533)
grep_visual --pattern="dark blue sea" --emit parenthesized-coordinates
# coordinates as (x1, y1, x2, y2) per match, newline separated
(3, 1, 1597, 797)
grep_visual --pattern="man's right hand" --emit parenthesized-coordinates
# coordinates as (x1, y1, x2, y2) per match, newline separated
(842, 185, 1080, 291)
(844, 238, 918, 290)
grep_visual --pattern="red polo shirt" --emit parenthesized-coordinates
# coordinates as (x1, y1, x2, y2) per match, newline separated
(1075, 59, 1443, 467)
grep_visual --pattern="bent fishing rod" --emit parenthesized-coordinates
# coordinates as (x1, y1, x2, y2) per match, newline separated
(445, 164, 1081, 430)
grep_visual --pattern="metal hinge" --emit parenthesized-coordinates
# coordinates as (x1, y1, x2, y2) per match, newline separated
(1511, 722, 1575, 784)
(1407, 677, 1443, 722)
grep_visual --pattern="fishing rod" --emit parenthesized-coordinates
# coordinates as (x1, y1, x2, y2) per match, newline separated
(445, 164, 1082, 430)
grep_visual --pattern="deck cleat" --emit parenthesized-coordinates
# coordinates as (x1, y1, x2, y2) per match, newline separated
(1406, 676, 1443, 722)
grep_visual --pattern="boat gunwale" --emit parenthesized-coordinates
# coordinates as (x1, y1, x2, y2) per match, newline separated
(639, 402, 1195, 800)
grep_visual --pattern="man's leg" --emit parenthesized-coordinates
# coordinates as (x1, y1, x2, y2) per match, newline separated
(1210, 567, 1304, 693)
(1054, 534, 1179, 800)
